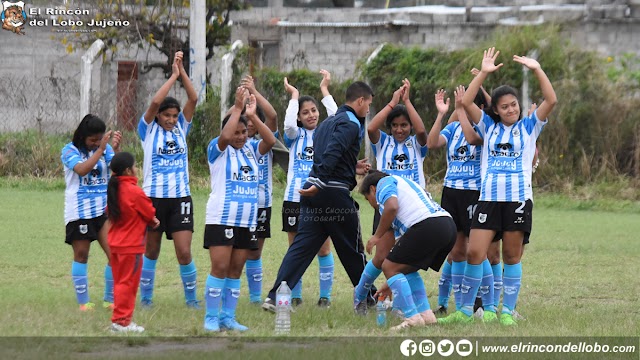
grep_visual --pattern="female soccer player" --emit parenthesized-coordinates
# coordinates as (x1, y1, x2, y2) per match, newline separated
(439, 47, 556, 326)
(281, 70, 337, 307)
(203, 88, 276, 332)
(238, 75, 279, 305)
(353, 79, 428, 314)
(137, 51, 200, 309)
(61, 114, 121, 310)
(107, 152, 159, 333)
(361, 170, 456, 330)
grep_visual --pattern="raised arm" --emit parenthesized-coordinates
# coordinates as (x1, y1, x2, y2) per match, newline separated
(471, 68, 492, 108)
(426, 89, 450, 149)
(401, 78, 427, 146)
(319, 69, 338, 116)
(176, 52, 197, 122)
(143, 54, 180, 124)
(242, 75, 278, 132)
(218, 87, 248, 151)
(455, 86, 483, 146)
(283, 77, 300, 140)
(463, 48, 503, 124)
(513, 55, 557, 121)
(246, 94, 277, 155)
(367, 84, 405, 144)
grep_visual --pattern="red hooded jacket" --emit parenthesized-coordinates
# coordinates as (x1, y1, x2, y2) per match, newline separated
(107, 176, 156, 254)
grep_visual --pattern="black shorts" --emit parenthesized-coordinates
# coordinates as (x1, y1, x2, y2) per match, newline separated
(386, 216, 456, 272)
(494, 231, 531, 244)
(472, 200, 533, 237)
(203, 225, 258, 250)
(256, 207, 272, 239)
(440, 187, 480, 237)
(150, 196, 194, 240)
(282, 201, 300, 232)
(65, 214, 108, 245)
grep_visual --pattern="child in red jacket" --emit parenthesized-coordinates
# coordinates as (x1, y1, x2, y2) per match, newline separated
(107, 152, 159, 333)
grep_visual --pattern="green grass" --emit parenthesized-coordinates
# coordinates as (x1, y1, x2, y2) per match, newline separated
(0, 180, 639, 359)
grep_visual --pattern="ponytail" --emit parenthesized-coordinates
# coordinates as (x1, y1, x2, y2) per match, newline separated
(107, 152, 135, 223)
(107, 176, 121, 222)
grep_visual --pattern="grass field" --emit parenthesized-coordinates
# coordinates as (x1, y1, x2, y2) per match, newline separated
(0, 178, 639, 359)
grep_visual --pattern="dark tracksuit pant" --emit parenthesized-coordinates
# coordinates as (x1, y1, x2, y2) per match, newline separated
(268, 183, 373, 300)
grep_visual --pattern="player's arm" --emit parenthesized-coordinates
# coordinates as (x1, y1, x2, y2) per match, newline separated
(426, 89, 450, 149)
(143, 53, 180, 124)
(72, 131, 112, 176)
(242, 75, 278, 132)
(247, 95, 277, 155)
(177, 52, 198, 122)
(319, 69, 338, 116)
(367, 83, 405, 144)
(218, 87, 247, 150)
(463, 48, 503, 124)
(455, 86, 483, 145)
(402, 79, 427, 146)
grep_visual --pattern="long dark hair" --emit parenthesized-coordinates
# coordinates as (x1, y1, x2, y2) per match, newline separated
(107, 152, 135, 223)
(72, 114, 106, 150)
(384, 104, 410, 132)
(488, 85, 521, 123)
(158, 96, 181, 114)
(297, 95, 319, 128)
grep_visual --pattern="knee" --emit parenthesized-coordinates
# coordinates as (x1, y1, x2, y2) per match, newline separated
(317, 247, 331, 257)
(450, 244, 466, 262)
(465, 247, 484, 265)
(487, 248, 501, 265)
(501, 250, 521, 265)
(372, 253, 385, 269)
(176, 250, 192, 265)
(73, 251, 89, 264)
(247, 248, 262, 261)
(210, 263, 227, 279)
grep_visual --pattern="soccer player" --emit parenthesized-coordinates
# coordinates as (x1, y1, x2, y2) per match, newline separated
(137, 51, 200, 309)
(61, 114, 121, 311)
(439, 47, 557, 326)
(262, 81, 375, 312)
(427, 86, 486, 316)
(106, 152, 159, 333)
(203, 88, 276, 332)
(353, 79, 428, 314)
(281, 70, 337, 307)
(361, 170, 456, 330)
(236, 75, 279, 305)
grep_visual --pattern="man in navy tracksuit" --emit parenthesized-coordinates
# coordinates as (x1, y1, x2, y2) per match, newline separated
(263, 81, 376, 309)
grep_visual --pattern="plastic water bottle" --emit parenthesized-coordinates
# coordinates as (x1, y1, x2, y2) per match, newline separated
(275, 281, 291, 334)
(376, 295, 387, 327)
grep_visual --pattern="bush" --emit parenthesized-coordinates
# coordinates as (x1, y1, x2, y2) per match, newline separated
(360, 25, 640, 189)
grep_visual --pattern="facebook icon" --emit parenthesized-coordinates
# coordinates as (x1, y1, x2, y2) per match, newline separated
(400, 339, 417, 356)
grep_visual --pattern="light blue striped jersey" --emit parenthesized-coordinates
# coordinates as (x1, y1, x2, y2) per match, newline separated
(476, 110, 546, 202)
(376, 175, 450, 238)
(440, 121, 482, 190)
(371, 131, 428, 188)
(283, 95, 337, 202)
(137, 112, 191, 198)
(61, 143, 114, 224)
(249, 130, 278, 208)
(206, 137, 263, 228)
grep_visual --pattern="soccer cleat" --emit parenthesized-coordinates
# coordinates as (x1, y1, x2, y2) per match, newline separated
(317, 297, 331, 308)
(292, 298, 303, 307)
(437, 310, 474, 324)
(204, 317, 220, 332)
(420, 310, 437, 325)
(111, 322, 145, 333)
(186, 300, 202, 310)
(500, 312, 517, 326)
(79, 302, 95, 311)
(435, 305, 448, 316)
(220, 317, 249, 332)
(366, 293, 377, 308)
(482, 310, 498, 323)
(391, 314, 426, 331)
(102, 302, 114, 310)
(262, 297, 276, 313)
(512, 310, 527, 321)
(354, 300, 368, 316)
(140, 299, 153, 309)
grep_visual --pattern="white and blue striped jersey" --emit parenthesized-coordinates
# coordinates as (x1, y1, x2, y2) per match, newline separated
(249, 130, 278, 208)
(61, 143, 115, 224)
(372, 131, 428, 188)
(206, 138, 263, 228)
(376, 175, 450, 238)
(440, 122, 482, 190)
(476, 110, 546, 202)
(283, 95, 337, 202)
(137, 112, 191, 198)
